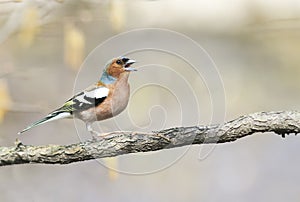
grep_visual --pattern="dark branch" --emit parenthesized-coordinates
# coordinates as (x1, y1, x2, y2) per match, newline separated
(1, 111, 300, 166)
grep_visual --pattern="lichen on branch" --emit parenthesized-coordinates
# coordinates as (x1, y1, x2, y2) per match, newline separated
(0, 111, 299, 167)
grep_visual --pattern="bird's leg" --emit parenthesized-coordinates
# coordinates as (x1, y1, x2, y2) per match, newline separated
(86, 123, 119, 139)
(86, 123, 102, 140)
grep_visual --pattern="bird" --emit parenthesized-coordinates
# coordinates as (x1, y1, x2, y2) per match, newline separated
(18, 57, 137, 137)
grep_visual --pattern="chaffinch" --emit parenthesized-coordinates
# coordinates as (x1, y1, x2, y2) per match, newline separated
(18, 57, 137, 137)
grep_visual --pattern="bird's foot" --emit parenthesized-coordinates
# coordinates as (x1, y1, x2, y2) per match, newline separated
(88, 130, 102, 140)
(89, 130, 127, 140)
(99, 131, 129, 137)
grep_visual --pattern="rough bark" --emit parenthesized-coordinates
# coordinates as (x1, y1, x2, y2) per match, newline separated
(1, 111, 299, 166)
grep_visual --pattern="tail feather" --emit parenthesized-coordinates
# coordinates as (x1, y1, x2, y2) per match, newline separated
(18, 112, 72, 134)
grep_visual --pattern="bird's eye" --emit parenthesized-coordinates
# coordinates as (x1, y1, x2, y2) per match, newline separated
(116, 60, 122, 65)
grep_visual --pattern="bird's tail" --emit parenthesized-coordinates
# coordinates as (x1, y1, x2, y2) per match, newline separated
(18, 111, 72, 134)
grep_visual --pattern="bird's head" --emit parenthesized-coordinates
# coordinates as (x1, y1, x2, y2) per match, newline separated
(100, 57, 136, 84)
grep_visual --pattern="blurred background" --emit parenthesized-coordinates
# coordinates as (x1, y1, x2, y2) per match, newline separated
(1, 0, 300, 201)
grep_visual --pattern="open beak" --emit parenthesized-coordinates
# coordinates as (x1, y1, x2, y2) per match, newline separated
(124, 59, 137, 71)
